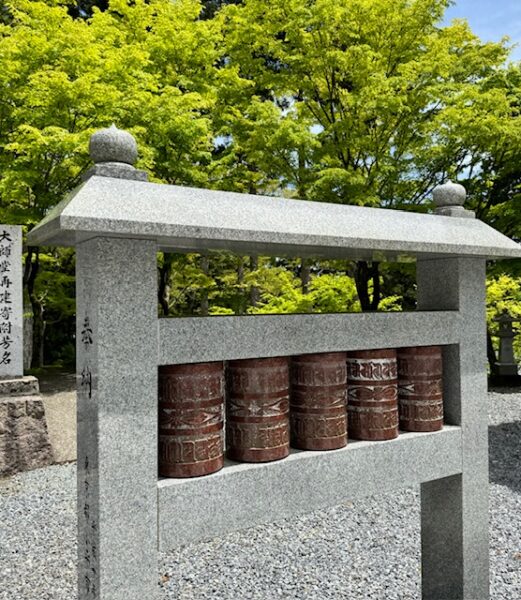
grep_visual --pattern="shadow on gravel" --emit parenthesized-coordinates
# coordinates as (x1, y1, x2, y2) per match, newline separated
(489, 386, 521, 395)
(38, 371, 76, 395)
(489, 421, 521, 493)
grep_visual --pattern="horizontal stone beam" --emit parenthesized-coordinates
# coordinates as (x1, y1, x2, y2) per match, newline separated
(27, 176, 521, 261)
(158, 426, 462, 549)
(159, 311, 460, 365)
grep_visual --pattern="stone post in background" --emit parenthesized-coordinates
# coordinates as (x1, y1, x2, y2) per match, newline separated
(491, 310, 521, 386)
(0, 225, 53, 475)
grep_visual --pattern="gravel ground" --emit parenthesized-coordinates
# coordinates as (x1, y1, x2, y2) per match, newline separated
(1, 390, 521, 599)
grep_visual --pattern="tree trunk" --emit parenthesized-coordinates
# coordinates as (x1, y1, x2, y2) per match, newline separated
(200, 254, 209, 316)
(354, 260, 381, 311)
(300, 258, 311, 294)
(38, 319, 46, 367)
(237, 256, 244, 315)
(370, 262, 380, 311)
(249, 255, 260, 308)
(237, 256, 244, 284)
(158, 253, 174, 317)
(297, 141, 307, 200)
(24, 248, 45, 368)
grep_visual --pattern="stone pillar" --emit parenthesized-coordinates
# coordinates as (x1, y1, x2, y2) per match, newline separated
(76, 127, 157, 600)
(76, 237, 157, 600)
(0, 225, 23, 377)
(0, 225, 53, 475)
(418, 181, 489, 599)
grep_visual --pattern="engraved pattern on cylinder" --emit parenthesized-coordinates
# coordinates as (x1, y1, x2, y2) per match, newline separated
(158, 362, 224, 477)
(226, 357, 290, 462)
(290, 352, 347, 450)
(346, 349, 399, 441)
(397, 346, 444, 432)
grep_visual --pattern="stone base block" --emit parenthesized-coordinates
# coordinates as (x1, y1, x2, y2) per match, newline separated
(495, 363, 520, 377)
(0, 377, 54, 476)
(489, 374, 521, 388)
(0, 375, 40, 397)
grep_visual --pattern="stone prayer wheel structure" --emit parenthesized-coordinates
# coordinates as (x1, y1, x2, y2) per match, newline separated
(27, 127, 521, 600)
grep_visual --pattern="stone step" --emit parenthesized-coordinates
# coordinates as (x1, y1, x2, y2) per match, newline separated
(0, 375, 40, 398)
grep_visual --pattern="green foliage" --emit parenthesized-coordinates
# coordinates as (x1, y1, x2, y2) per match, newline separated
(246, 267, 403, 314)
(161, 253, 406, 317)
(459, 65, 521, 241)
(0, 0, 222, 363)
(30, 247, 76, 366)
(200, 0, 241, 21)
(163, 254, 216, 316)
(0, 0, 520, 365)
(219, 0, 513, 208)
(0, 0, 221, 227)
(247, 265, 311, 314)
(487, 275, 521, 359)
(67, 0, 108, 20)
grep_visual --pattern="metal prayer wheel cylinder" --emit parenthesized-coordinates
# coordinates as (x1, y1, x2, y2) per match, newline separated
(226, 357, 290, 462)
(346, 349, 399, 441)
(397, 346, 444, 432)
(158, 362, 224, 478)
(290, 352, 348, 450)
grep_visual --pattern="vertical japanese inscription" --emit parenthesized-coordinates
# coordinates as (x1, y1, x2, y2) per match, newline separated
(76, 245, 99, 599)
(79, 313, 97, 597)
(80, 315, 94, 399)
(82, 455, 98, 598)
(0, 225, 22, 377)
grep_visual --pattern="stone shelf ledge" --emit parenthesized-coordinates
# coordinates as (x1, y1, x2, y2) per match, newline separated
(158, 425, 462, 550)
(159, 310, 460, 365)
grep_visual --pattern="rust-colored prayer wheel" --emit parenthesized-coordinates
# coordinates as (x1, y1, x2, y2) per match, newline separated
(290, 352, 347, 450)
(226, 357, 290, 462)
(397, 346, 444, 432)
(158, 362, 224, 478)
(346, 349, 399, 441)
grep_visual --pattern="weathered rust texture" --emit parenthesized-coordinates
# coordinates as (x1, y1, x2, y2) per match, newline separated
(158, 362, 224, 478)
(346, 349, 399, 441)
(226, 357, 290, 462)
(397, 346, 444, 432)
(290, 352, 347, 450)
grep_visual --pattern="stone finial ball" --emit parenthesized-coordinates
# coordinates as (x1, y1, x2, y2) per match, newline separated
(89, 124, 138, 166)
(433, 180, 467, 208)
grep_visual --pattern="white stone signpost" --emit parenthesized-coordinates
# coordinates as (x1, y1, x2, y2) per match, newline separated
(0, 225, 23, 378)
(0, 224, 53, 476)
(27, 126, 521, 600)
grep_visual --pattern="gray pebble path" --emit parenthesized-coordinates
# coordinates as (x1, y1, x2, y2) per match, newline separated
(1, 390, 520, 599)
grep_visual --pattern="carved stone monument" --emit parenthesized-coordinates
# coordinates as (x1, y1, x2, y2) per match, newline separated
(0, 225, 53, 476)
(0, 226, 22, 377)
